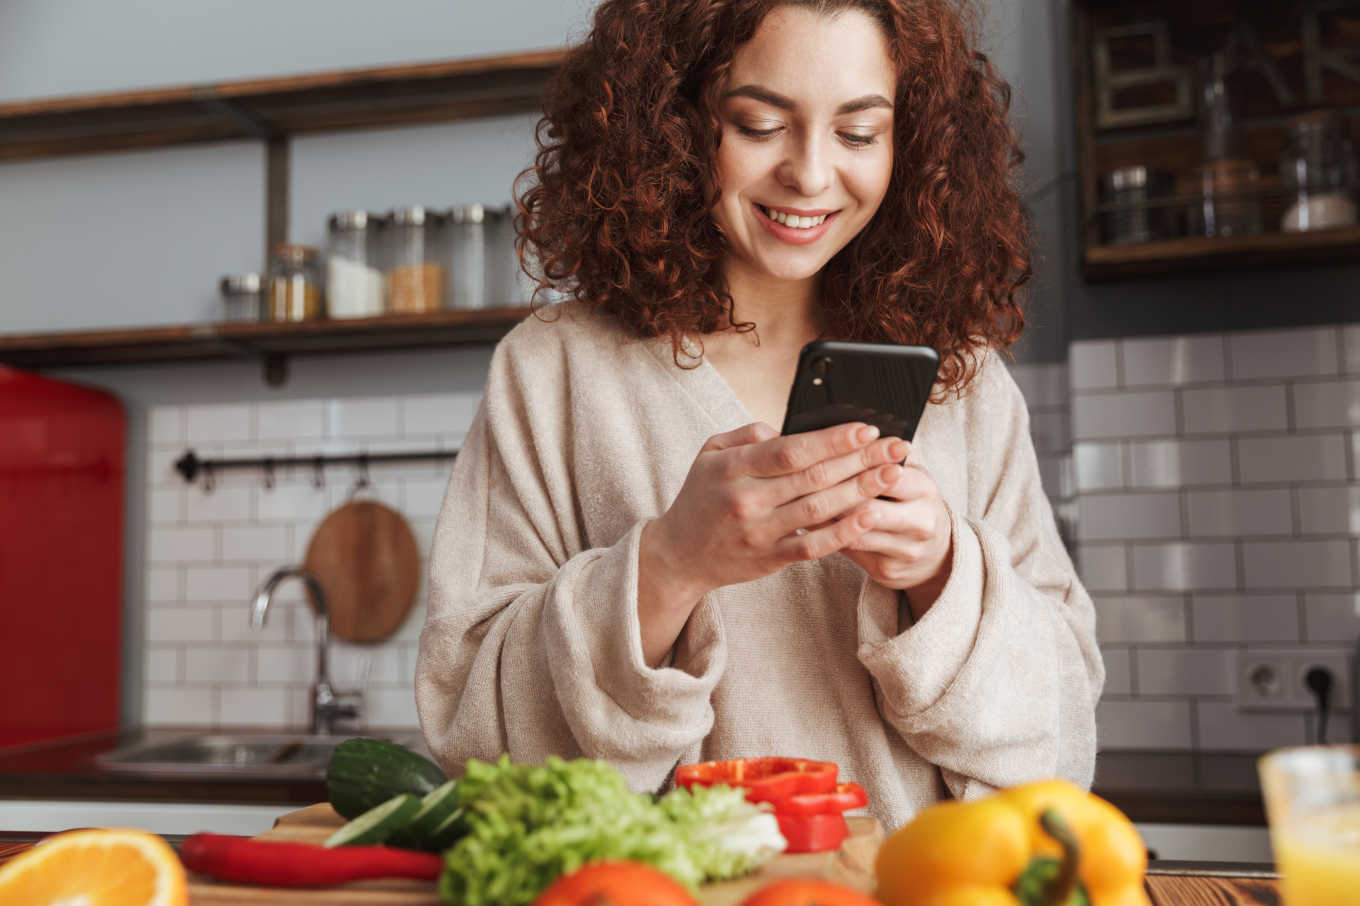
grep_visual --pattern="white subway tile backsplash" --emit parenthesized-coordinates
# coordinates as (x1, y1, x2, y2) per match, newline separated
(1228, 326, 1339, 381)
(327, 398, 400, 439)
(1029, 410, 1071, 455)
(1191, 594, 1300, 643)
(1195, 701, 1308, 751)
(1072, 391, 1176, 440)
(1121, 335, 1226, 387)
(1186, 489, 1293, 538)
(1132, 542, 1237, 591)
(255, 646, 315, 684)
(1237, 434, 1349, 484)
(145, 646, 182, 684)
(185, 404, 254, 445)
(402, 476, 452, 520)
(1093, 595, 1187, 643)
(1303, 593, 1360, 643)
(148, 485, 183, 524)
(1136, 647, 1237, 696)
(184, 565, 254, 604)
(148, 526, 216, 564)
(328, 645, 405, 686)
(401, 393, 484, 439)
(1076, 492, 1181, 541)
(1345, 326, 1360, 374)
(1297, 485, 1360, 535)
(148, 407, 185, 446)
(1242, 539, 1354, 589)
(1180, 386, 1288, 435)
(1101, 647, 1133, 695)
(219, 602, 289, 644)
(1294, 379, 1360, 430)
(1070, 341, 1119, 390)
(148, 446, 190, 486)
(1127, 438, 1232, 488)
(220, 524, 290, 562)
(1073, 442, 1124, 491)
(218, 688, 292, 727)
(146, 606, 217, 643)
(1096, 699, 1193, 749)
(183, 646, 251, 685)
(254, 482, 331, 524)
(256, 400, 327, 442)
(145, 566, 181, 603)
(184, 486, 252, 523)
(144, 686, 216, 726)
(1078, 544, 1128, 592)
(364, 687, 421, 728)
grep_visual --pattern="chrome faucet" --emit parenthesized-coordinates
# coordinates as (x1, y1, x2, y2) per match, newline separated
(251, 567, 362, 735)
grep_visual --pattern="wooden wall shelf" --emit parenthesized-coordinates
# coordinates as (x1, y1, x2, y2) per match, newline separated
(0, 50, 567, 161)
(1083, 226, 1360, 281)
(0, 308, 533, 371)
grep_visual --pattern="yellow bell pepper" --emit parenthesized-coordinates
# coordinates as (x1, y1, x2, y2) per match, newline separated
(874, 779, 1151, 906)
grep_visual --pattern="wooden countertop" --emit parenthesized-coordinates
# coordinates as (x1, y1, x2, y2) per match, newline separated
(0, 731, 1267, 825)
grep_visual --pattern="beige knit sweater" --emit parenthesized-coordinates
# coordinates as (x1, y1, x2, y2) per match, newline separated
(416, 304, 1103, 831)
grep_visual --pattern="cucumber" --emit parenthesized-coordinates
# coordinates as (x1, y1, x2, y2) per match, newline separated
(326, 737, 447, 820)
(388, 780, 462, 851)
(425, 803, 470, 850)
(323, 792, 421, 847)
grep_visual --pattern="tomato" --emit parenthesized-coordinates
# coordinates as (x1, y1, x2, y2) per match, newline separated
(736, 878, 883, 906)
(530, 861, 699, 906)
(675, 758, 838, 803)
(775, 812, 850, 853)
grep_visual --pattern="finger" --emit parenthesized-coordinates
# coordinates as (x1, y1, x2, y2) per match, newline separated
(774, 507, 877, 562)
(876, 461, 937, 503)
(767, 465, 900, 538)
(764, 439, 904, 504)
(741, 422, 880, 479)
(703, 421, 780, 453)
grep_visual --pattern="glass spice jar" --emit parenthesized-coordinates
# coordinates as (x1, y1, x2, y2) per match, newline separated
(264, 244, 325, 322)
(325, 210, 386, 319)
(1280, 111, 1358, 233)
(219, 273, 263, 323)
(446, 204, 487, 310)
(385, 206, 447, 314)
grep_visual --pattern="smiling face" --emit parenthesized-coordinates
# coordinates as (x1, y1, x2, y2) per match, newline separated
(710, 4, 897, 293)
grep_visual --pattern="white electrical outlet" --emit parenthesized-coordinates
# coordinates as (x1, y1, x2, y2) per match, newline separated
(1236, 648, 1352, 713)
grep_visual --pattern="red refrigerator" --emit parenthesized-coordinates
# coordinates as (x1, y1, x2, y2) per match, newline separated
(0, 367, 124, 747)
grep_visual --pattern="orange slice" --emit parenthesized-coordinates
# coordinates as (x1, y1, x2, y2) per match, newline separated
(0, 827, 187, 906)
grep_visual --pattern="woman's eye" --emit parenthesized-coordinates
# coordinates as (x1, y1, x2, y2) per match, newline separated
(736, 124, 780, 139)
(840, 132, 877, 147)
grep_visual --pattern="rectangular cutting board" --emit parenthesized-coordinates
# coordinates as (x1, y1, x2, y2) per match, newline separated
(187, 803, 883, 905)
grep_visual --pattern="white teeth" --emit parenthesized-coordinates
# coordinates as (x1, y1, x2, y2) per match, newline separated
(761, 206, 828, 228)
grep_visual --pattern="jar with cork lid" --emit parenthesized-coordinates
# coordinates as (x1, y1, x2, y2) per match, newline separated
(384, 206, 447, 314)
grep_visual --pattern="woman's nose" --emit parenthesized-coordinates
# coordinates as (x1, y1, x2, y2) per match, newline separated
(777, 132, 833, 197)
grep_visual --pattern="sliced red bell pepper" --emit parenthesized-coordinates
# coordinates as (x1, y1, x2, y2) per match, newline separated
(775, 811, 850, 853)
(675, 757, 838, 803)
(774, 781, 869, 817)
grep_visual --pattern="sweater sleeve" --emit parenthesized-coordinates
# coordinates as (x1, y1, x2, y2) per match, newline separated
(856, 352, 1103, 799)
(415, 327, 726, 793)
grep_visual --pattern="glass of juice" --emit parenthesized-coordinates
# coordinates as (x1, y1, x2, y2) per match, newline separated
(1259, 745, 1360, 906)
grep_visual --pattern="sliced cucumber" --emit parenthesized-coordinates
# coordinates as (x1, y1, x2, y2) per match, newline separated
(323, 792, 421, 847)
(425, 803, 469, 850)
(326, 737, 447, 820)
(388, 780, 463, 851)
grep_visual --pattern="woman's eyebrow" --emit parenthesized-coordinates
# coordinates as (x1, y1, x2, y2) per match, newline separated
(723, 84, 893, 114)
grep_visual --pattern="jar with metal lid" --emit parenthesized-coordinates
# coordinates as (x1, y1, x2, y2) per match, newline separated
(219, 273, 262, 323)
(384, 206, 447, 314)
(446, 204, 488, 309)
(264, 244, 325, 322)
(484, 204, 523, 306)
(1098, 166, 1176, 245)
(1280, 111, 1358, 232)
(326, 210, 386, 319)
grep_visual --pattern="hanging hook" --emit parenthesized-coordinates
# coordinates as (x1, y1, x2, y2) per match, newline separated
(352, 452, 371, 497)
(312, 455, 325, 489)
(202, 462, 216, 494)
(263, 457, 275, 490)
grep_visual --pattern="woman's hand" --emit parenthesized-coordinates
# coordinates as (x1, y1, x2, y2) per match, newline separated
(639, 420, 907, 611)
(840, 441, 953, 619)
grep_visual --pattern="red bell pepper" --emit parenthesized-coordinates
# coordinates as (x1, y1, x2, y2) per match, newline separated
(775, 782, 868, 817)
(775, 812, 850, 853)
(179, 833, 444, 887)
(675, 757, 838, 804)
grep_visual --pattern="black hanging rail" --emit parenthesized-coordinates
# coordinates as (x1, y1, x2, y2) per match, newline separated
(174, 447, 458, 488)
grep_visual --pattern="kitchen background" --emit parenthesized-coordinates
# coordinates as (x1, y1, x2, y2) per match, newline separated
(2, 0, 1358, 755)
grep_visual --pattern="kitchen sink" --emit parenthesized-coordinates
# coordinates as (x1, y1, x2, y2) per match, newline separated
(95, 732, 428, 778)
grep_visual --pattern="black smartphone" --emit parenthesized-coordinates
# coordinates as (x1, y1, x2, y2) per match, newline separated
(780, 340, 940, 442)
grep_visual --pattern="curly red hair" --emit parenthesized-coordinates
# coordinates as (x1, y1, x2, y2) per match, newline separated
(516, 0, 1030, 397)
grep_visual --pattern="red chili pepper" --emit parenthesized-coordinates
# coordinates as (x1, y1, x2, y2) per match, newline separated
(775, 812, 850, 854)
(775, 782, 869, 817)
(675, 757, 838, 803)
(179, 833, 444, 887)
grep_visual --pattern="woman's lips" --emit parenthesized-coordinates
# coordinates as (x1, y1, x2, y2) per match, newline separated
(754, 203, 838, 245)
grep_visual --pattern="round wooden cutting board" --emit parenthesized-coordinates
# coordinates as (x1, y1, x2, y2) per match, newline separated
(303, 499, 421, 643)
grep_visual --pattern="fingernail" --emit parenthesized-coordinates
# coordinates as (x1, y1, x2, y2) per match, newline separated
(879, 464, 900, 485)
(889, 441, 910, 460)
(857, 509, 876, 530)
(857, 425, 880, 444)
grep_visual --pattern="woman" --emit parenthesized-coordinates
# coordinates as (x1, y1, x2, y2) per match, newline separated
(416, 0, 1103, 830)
